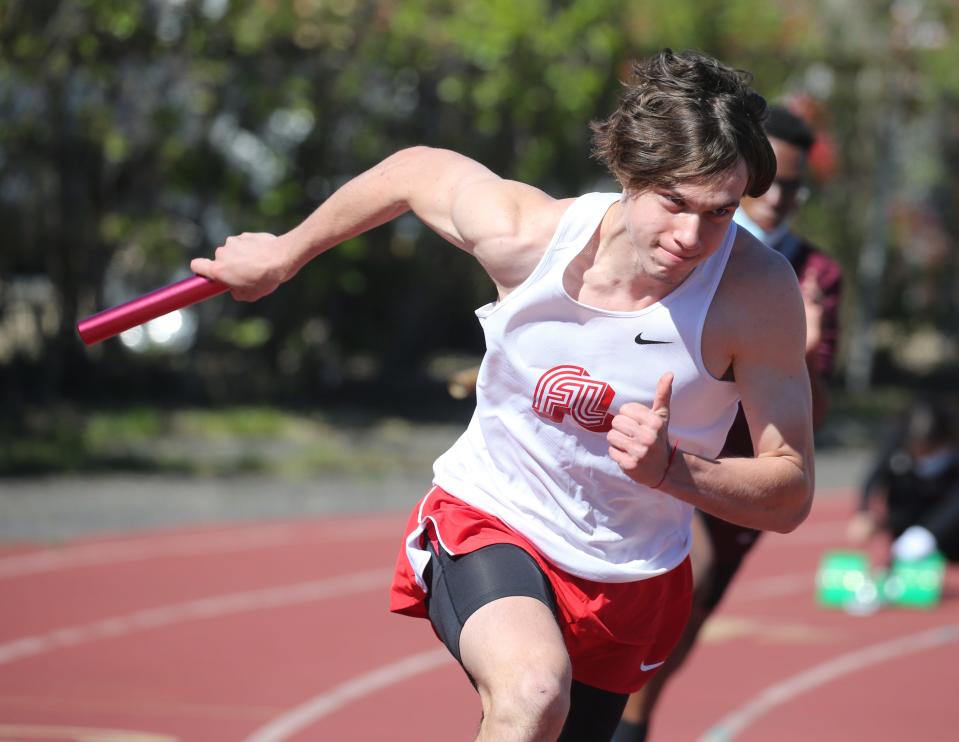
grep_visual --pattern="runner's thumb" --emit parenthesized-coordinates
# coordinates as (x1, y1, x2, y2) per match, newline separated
(190, 258, 215, 278)
(651, 372, 673, 421)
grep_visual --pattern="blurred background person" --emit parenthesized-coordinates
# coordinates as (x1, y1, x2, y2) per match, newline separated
(615, 104, 843, 742)
(848, 395, 959, 564)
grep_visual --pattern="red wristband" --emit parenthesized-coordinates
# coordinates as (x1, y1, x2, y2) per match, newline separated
(652, 439, 680, 489)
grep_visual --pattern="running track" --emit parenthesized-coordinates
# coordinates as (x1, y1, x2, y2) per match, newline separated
(1, 490, 956, 741)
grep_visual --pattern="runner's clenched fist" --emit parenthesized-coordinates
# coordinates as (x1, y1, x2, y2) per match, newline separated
(608, 372, 675, 489)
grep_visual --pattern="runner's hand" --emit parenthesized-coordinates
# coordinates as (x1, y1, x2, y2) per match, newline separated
(607, 372, 674, 488)
(191, 232, 289, 302)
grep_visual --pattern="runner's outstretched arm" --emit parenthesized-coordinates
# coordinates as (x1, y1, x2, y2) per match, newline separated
(190, 146, 565, 302)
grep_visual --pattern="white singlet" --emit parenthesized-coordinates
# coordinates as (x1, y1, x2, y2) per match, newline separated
(431, 192, 741, 581)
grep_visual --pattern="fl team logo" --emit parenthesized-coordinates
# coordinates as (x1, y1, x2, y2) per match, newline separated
(532, 365, 615, 433)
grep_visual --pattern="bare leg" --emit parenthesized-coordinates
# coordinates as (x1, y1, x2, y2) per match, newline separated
(617, 513, 716, 739)
(459, 595, 572, 742)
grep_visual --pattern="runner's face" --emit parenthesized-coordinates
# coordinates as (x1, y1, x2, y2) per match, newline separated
(740, 137, 806, 231)
(622, 161, 748, 286)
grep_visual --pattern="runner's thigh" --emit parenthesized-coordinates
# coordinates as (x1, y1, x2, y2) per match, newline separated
(426, 543, 569, 690)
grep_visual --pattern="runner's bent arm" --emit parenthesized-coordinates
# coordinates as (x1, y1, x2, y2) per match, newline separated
(190, 146, 566, 301)
(679, 246, 813, 532)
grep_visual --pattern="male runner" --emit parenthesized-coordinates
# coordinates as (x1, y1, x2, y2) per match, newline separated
(192, 50, 815, 742)
(615, 105, 842, 742)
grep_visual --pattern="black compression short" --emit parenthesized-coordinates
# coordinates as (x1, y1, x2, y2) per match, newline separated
(424, 541, 557, 664)
(423, 541, 628, 741)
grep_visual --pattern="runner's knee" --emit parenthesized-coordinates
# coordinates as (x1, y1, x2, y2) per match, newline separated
(462, 599, 572, 736)
(484, 660, 572, 734)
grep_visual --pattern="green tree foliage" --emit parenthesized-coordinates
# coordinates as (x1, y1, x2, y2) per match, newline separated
(1, 0, 956, 410)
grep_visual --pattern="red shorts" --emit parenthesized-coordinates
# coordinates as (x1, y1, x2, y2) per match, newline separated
(390, 486, 692, 694)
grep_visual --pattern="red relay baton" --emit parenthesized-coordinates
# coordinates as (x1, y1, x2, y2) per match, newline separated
(77, 275, 229, 346)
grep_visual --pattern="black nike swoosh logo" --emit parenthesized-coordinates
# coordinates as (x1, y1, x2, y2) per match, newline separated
(635, 333, 672, 345)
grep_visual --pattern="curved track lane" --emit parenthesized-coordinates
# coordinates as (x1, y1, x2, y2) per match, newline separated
(1, 493, 956, 741)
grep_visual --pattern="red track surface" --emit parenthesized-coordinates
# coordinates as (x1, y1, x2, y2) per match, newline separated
(1, 490, 956, 741)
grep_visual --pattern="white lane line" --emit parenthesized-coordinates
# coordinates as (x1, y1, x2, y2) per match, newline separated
(0, 724, 177, 741)
(0, 528, 297, 579)
(768, 520, 850, 547)
(698, 624, 959, 742)
(0, 518, 400, 579)
(731, 573, 810, 602)
(243, 648, 452, 742)
(0, 568, 390, 666)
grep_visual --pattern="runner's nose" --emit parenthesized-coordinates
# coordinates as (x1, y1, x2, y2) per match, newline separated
(672, 213, 701, 253)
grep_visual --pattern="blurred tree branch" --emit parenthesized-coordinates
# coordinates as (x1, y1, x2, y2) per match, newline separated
(1, 0, 957, 412)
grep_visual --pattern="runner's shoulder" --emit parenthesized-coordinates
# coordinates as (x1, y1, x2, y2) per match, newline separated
(728, 226, 799, 289)
(715, 227, 805, 338)
(466, 186, 573, 291)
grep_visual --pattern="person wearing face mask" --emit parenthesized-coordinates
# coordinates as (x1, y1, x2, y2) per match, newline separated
(615, 105, 842, 742)
(848, 397, 959, 564)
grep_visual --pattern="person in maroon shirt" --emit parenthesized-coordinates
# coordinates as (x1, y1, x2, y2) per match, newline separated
(615, 106, 843, 742)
